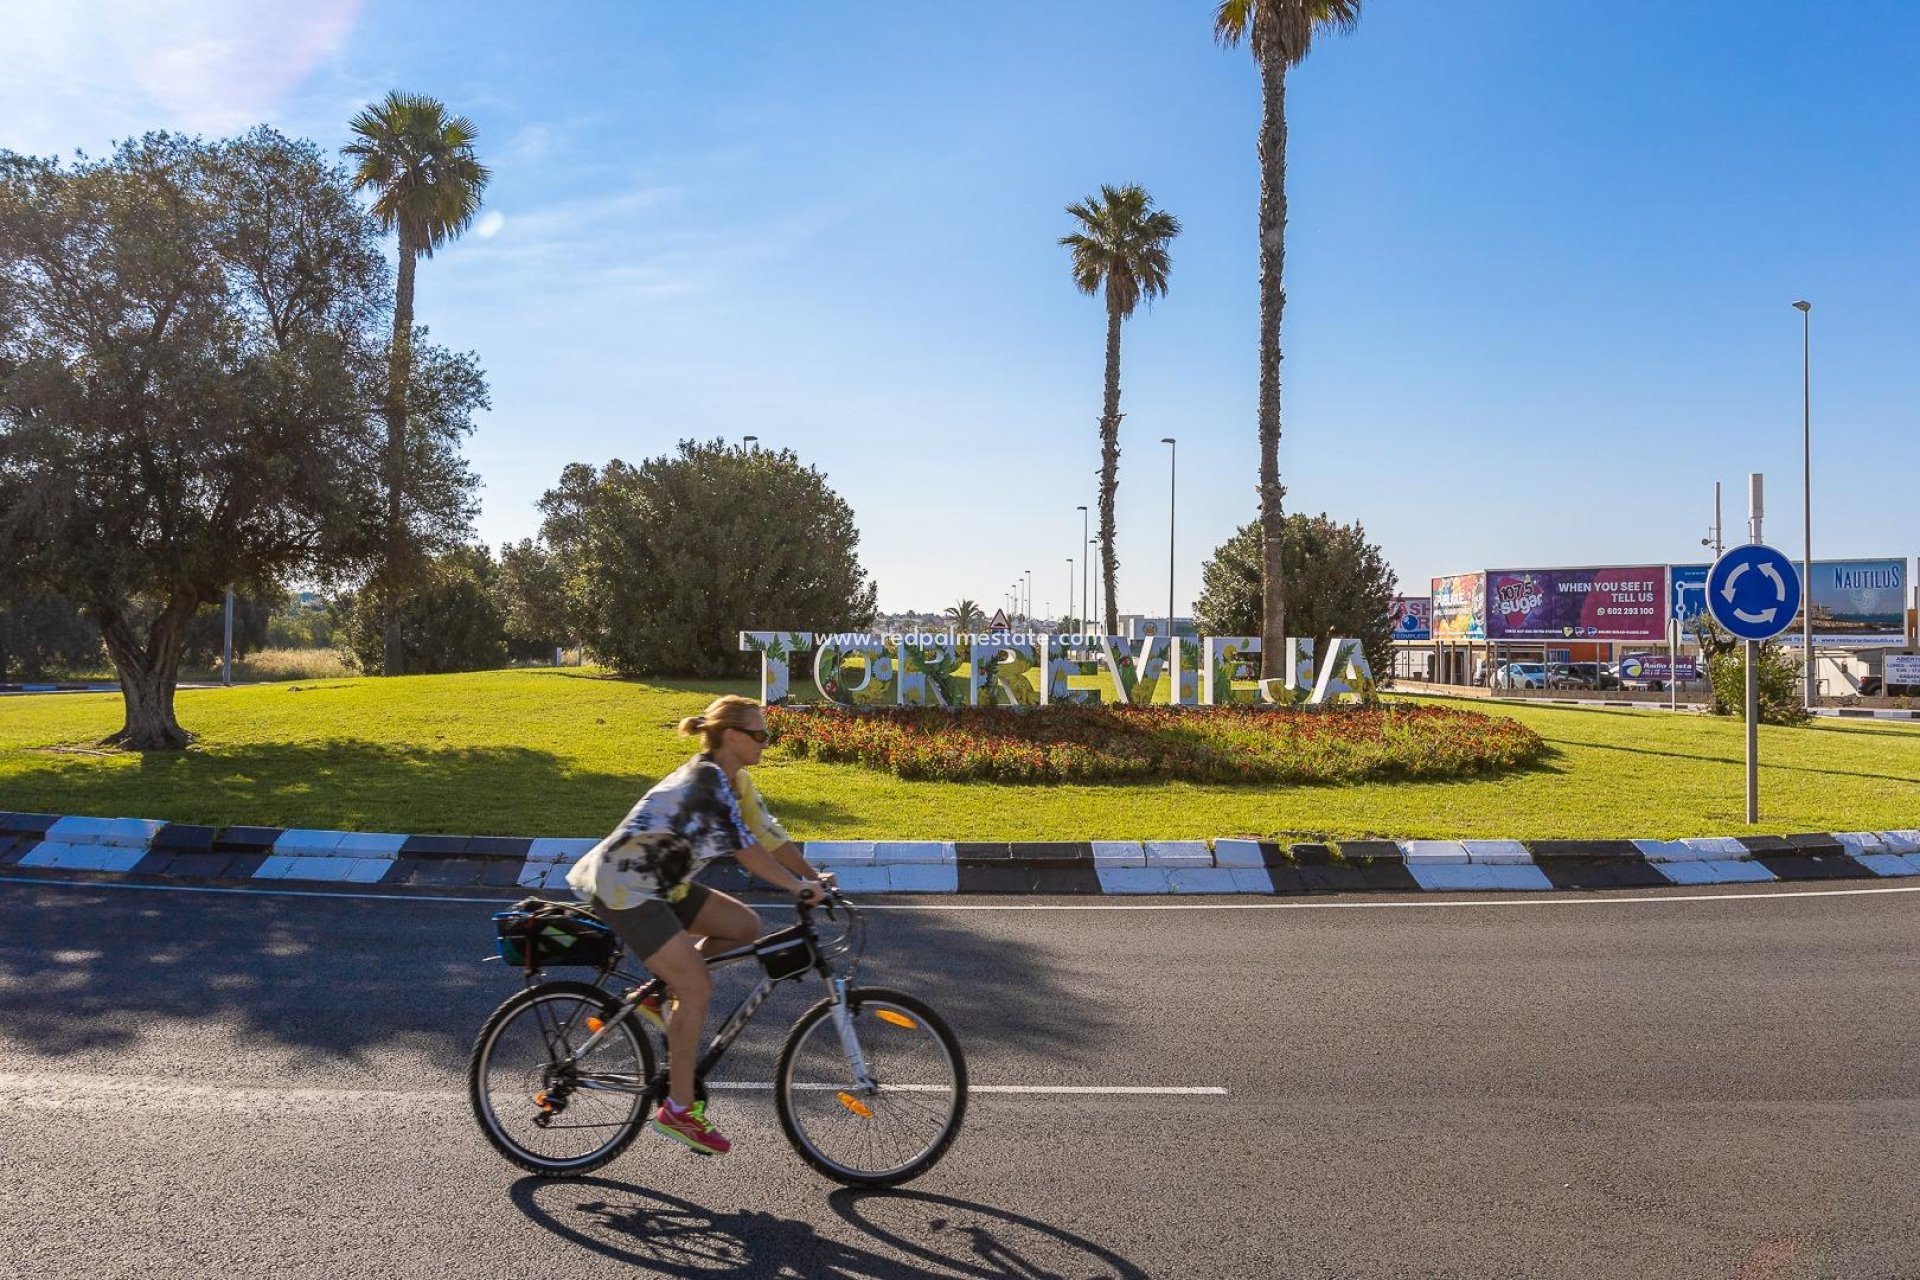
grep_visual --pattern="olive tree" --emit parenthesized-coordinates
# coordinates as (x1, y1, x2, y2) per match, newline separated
(0, 129, 483, 747)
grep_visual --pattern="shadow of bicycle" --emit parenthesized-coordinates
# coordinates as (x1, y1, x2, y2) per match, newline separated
(510, 1176, 1149, 1279)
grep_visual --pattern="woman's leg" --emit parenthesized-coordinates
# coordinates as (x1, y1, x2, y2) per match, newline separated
(685, 888, 763, 957)
(639, 930, 711, 1109)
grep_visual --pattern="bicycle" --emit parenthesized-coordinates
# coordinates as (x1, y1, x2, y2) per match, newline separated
(468, 888, 967, 1188)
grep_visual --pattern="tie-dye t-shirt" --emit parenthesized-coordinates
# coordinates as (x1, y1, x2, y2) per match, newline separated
(568, 753, 789, 910)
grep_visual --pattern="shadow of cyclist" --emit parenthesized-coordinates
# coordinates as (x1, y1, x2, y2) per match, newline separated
(510, 1176, 1148, 1279)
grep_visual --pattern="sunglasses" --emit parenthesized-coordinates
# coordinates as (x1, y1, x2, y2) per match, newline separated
(732, 726, 769, 744)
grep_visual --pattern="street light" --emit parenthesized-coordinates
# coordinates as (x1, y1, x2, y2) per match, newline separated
(1160, 437, 1176, 643)
(742, 435, 758, 451)
(1793, 299, 1813, 706)
(1024, 569, 1033, 623)
(1075, 505, 1089, 634)
(1089, 535, 1101, 633)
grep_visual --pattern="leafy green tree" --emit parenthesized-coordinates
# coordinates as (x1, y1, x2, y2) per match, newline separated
(340, 544, 507, 674)
(0, 594, 100, 682)
(1214, 0, 1362, 675)
(540, 440, 877, 677)
(1194, 513, 1397, 682)
(1060, 184, 1180, 635)
(265, 594, 338, 649)
(343, 91, 491, 677)
(0, 129, 461, 748)
(179, 594, 274, 669)
(495, 537, 570, 660)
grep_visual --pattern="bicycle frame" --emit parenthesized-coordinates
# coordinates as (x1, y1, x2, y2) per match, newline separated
(559, 899, 875, 1095)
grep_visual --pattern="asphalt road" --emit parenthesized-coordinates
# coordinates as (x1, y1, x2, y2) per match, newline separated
(2, 876, 1917, 1279)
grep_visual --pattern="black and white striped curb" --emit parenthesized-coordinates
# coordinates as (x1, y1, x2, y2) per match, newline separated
(1813, 707, 1920, 721)
(2, 811, 1917, 895)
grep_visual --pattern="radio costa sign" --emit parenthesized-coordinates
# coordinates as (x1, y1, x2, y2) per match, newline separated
(739, 631, 1375, 708)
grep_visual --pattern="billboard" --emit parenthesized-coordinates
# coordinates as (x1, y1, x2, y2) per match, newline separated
(1430, 574, 1485, 641)
(1672, 564, 1711, 625)
(1390, 596, 1431, 641)
(1783, 558, 1908, 648)
(1618, 653, 1699, 681)
(1484, 566, 1668, 642)
(1682, 557, 1909, 647)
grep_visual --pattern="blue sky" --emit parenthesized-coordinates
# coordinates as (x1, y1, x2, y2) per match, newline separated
(4, 1, 1915, 619)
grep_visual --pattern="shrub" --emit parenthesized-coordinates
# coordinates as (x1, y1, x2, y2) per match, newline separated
(1707, 643, 1809, 726)
(766, 703, 1545, 786)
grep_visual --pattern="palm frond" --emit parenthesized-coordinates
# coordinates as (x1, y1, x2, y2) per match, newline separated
(1059, 184, 1180, 320)
(1214, 0, 1362, 64)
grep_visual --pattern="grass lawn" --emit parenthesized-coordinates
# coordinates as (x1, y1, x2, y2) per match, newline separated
(1, 669, 1916, 841)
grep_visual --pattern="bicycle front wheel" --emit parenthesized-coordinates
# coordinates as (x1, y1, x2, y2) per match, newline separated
(469, 979, 655, 1175)
(774, 986, 967, 1187)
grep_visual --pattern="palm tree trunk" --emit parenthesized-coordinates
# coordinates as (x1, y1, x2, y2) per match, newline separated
(1256, 43, 1289, 676)
(1099, 293, 1124, 636)
(98, 603, 193, 750)
(383, 237, 417, 677)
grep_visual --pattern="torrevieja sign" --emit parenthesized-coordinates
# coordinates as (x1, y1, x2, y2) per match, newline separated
(739, 631, 1375, 708)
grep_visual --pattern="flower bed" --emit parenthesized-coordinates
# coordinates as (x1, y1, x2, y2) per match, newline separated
(765, 703, 1546, 786)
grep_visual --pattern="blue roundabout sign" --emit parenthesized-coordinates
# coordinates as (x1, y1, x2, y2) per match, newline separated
(1706, 544, 1801, 642)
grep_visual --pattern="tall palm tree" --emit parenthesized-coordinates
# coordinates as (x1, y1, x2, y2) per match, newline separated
(1214, 1, 1361, 675)
(945, 598, 984, 634)
(1060, 184, 1180, 636)
(342, 91, 491, 675)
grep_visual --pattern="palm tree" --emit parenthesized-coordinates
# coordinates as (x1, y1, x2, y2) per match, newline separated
(1060, 184, 1180, 636)
(945, 598, 984, 635)
(342, 91, 491, 675)
(1214, 1, 1361, 674)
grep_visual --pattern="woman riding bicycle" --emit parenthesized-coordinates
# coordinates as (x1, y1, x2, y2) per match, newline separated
(566, 693, 826, 1155)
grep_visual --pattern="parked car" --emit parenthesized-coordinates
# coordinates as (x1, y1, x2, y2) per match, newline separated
(1551, 662, 1619, 691)
(1491, 662, 1548, 690)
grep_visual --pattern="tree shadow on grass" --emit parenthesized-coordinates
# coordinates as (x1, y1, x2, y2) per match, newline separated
(0, 878, 1119, 1091)
(1569, 737, 1920, 785)
(1, 739, 857, 836)
(510, 1178, 1149, 1278)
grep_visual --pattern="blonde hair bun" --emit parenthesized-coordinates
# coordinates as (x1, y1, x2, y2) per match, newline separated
(681, 694, 764, 748)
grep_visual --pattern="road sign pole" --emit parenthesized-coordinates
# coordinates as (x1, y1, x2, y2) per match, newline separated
(1745, 638, 1758, 823)
(1745, 473, 1762, 824)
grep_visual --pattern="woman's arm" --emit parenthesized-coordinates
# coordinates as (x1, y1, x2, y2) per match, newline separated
(735, 840, 823, 899)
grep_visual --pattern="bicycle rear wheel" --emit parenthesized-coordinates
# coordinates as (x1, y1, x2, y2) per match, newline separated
(469, 979, 655, 1175)
(774, 986, 967, 1187)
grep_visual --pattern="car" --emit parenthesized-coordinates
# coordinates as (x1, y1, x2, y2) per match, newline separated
(1491, 661, 1548, 690)
(1551, 662, 1619, 691)
(1546, 663, 1590, 690)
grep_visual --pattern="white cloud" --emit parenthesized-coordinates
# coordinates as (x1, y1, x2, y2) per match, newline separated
(473, 210, 506, 239)
(0, 0, 364, 153)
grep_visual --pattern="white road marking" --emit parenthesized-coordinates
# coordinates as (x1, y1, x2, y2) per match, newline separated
(0, 1072, 1223, 1108)
(709, 1083, 1227, 1095)
(7, 874, 1920, 912)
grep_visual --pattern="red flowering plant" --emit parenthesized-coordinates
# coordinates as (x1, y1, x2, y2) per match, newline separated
(765, 703, 1545, 785)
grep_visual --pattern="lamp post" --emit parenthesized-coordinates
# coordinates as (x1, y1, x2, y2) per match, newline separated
(1076, 505, 1089, 634)
(1793, 299, 1813, 707)
(742, 435, 758, 451)
(1089, 536, 1101, 633)
(1024, 569, 1033, 624)
(1160, 437, 1176, 642)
